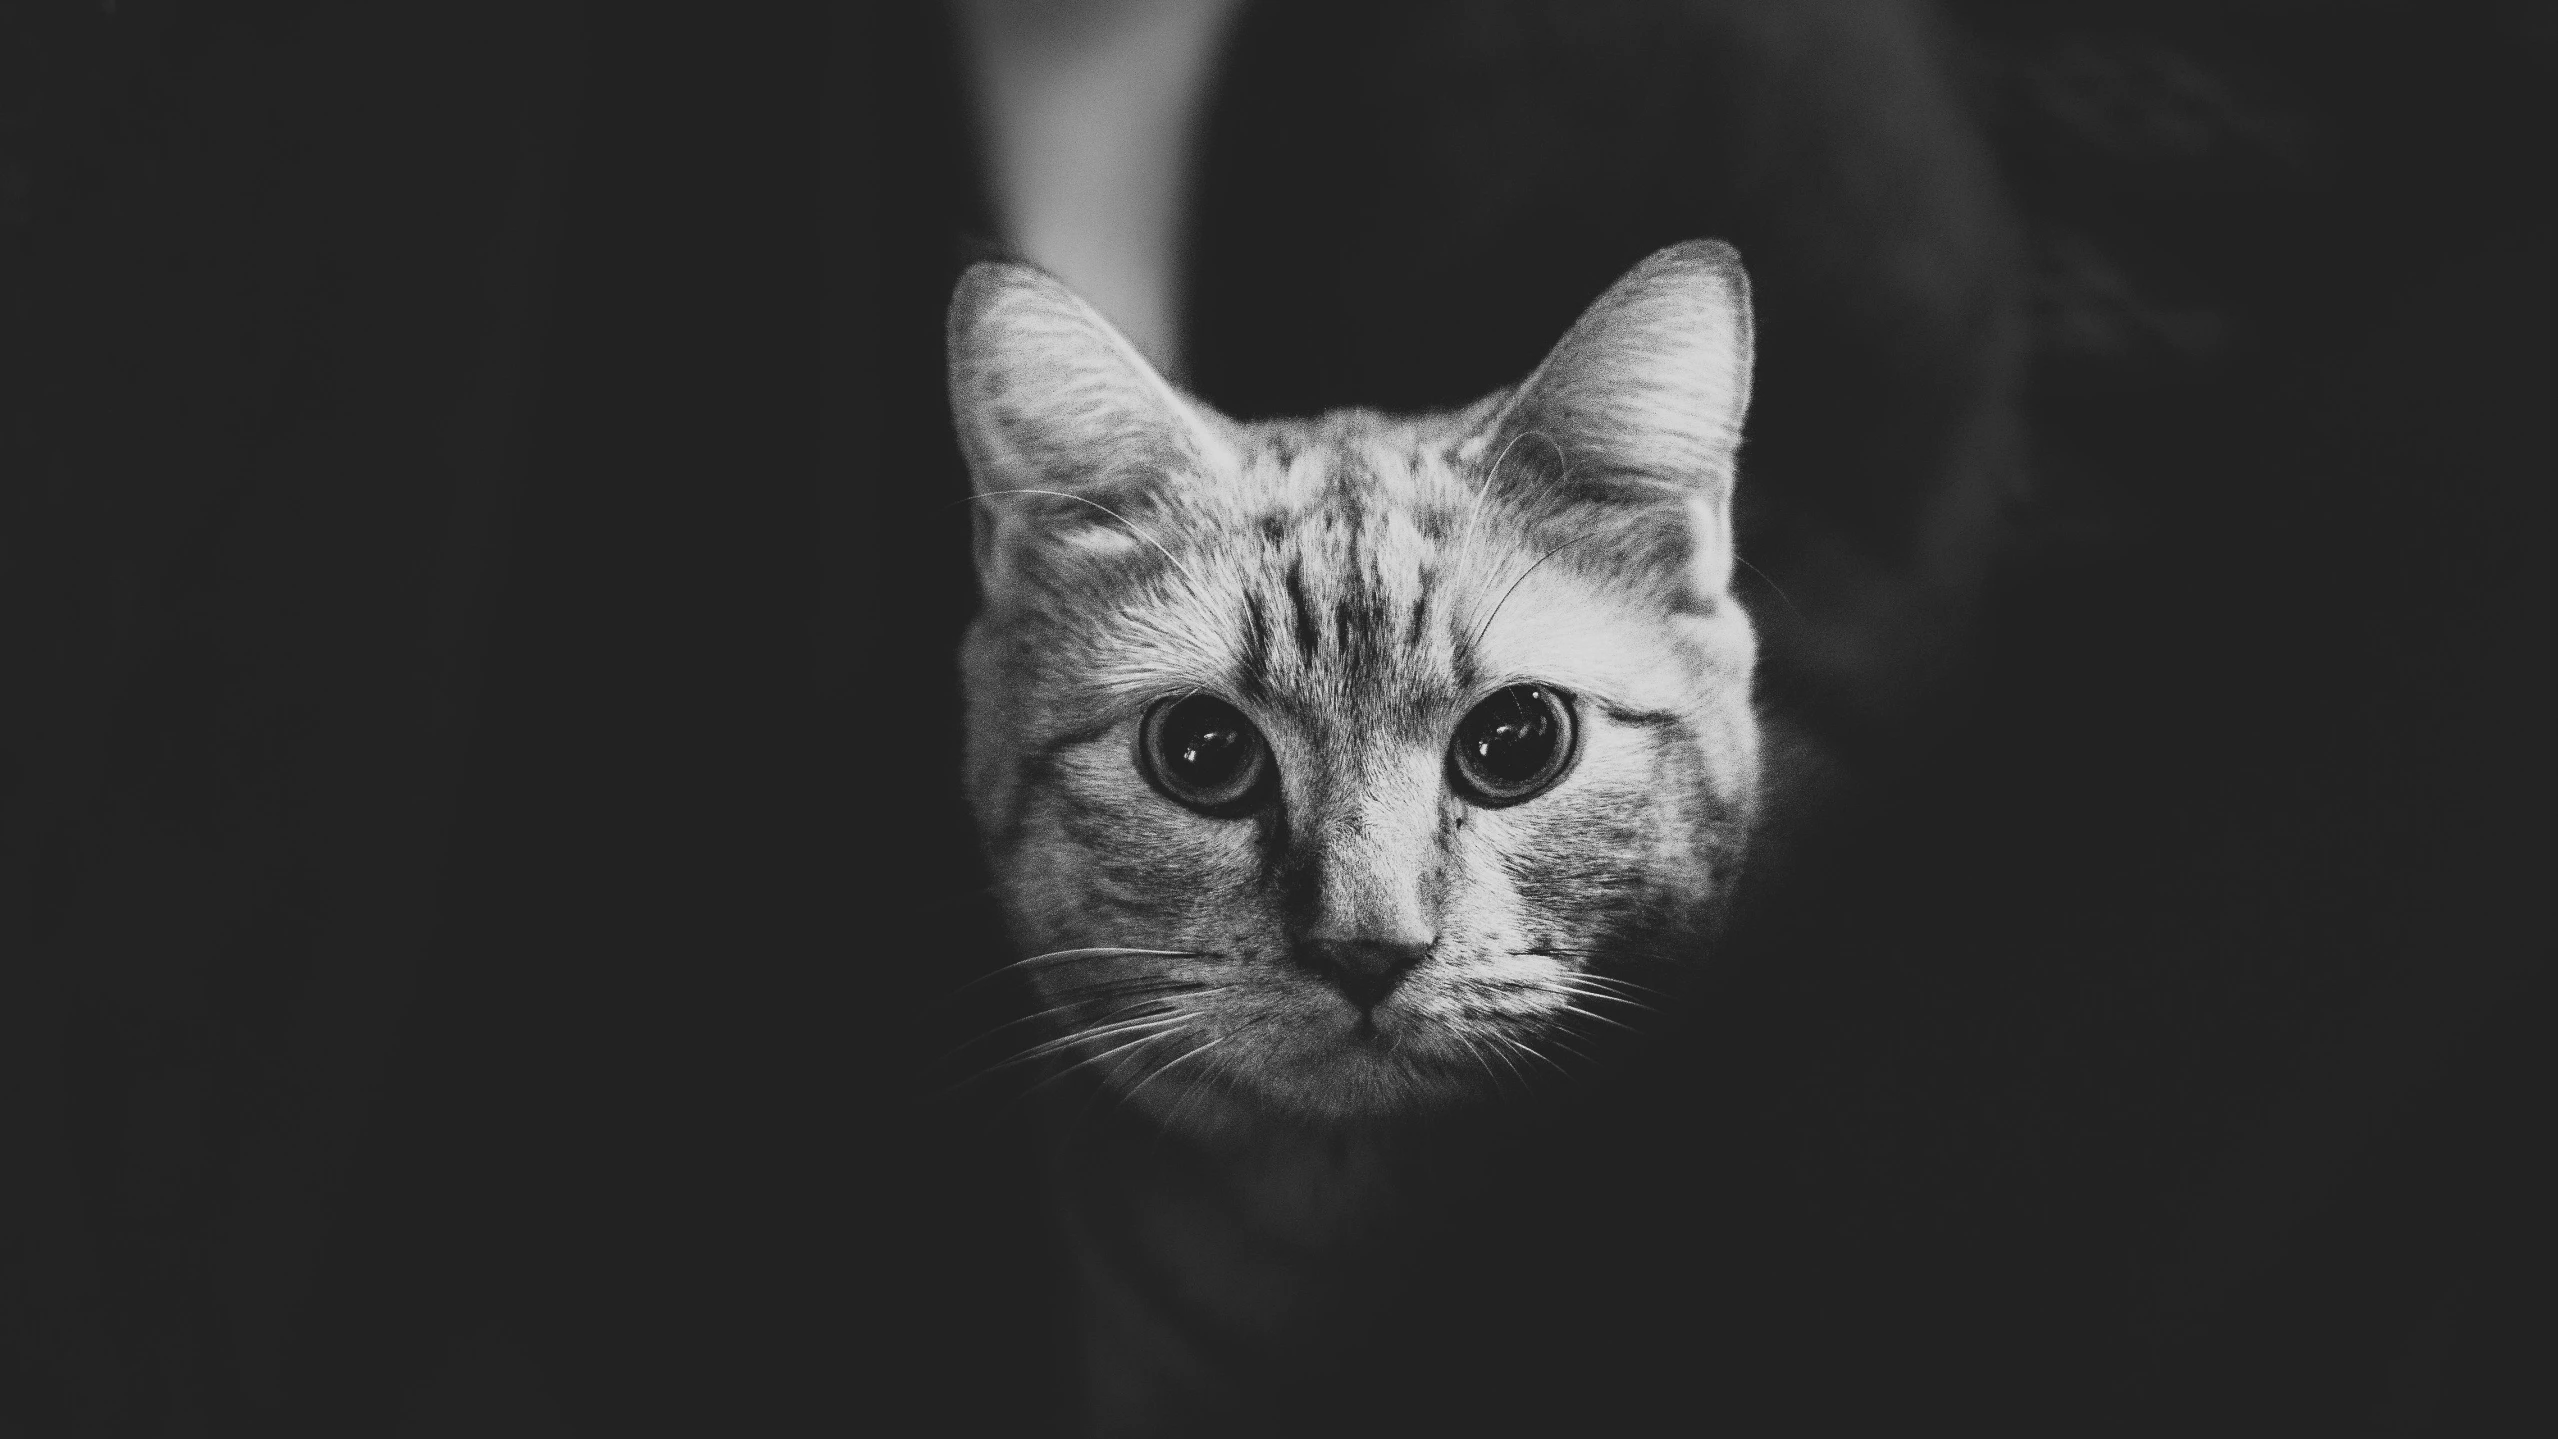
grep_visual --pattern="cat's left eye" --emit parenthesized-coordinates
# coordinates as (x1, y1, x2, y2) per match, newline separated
(1449, 684, 1576, 806)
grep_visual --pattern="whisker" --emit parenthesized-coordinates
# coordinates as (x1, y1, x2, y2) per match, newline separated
(1545, 969, 1671, 998)
(1542, 1033, 1600, 1067)
(1119, 1034, 1232, 1113)
(1059, 989, 1231, 1142)
(1458, 1030, 1529, 1096)
(966, 489, 1209, 594)
(974, 1011, 1184, 1081)
(932, 985, 1201, 1075)
(1488, 1031, 1573, 1082)
(1539, 945, 1681, 967)
(1139, 1009, 1283, 1149)
(1151, 1042, 1248, 1155)
(1456, 428, 1557, 585)
(1016, 1022, 1192, 1104)
(1146, 1037, 1239, 1148)
(1457, 431, 1519, 580)
(933, 947, 1206, 1009)
(946, 1018, 1185, 1105)
(1022, 976, 1210, 1010)
(1554, 999, 1644, 1037)
(1549, 988, 1660, 1014)
(1539, 953, 1690, 993)
(1734, 554, 1805, 619)
(1468, 971, 1663, 1019)
(1547, 981, 1661, 1017)
(1470, 533, 1599, 652)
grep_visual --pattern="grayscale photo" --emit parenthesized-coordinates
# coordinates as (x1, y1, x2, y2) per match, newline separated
(2, 2, 2547, 1434)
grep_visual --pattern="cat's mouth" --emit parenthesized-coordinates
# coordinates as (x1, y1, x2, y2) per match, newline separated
(1174, 981, 1564, 1124)
(1022, 946, 1637, 1127)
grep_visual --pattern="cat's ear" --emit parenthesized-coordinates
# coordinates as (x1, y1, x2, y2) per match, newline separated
(1479, 240, 1754, 595)
(946, 261, 1237, 578)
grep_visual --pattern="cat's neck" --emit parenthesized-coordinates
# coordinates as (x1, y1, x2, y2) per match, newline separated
(1033, 1084, 1508, 1427)
(1039, 1084, 1481, 1255)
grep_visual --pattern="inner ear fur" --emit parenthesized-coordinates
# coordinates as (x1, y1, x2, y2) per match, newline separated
(1476, 240, 1756, 594)
(946, 260, 1236, 504)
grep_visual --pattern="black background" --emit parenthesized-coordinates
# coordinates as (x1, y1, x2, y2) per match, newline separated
(4, 2, 2547, 1434)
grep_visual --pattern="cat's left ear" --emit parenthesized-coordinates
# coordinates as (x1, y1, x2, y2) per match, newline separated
(1477, 240, 1754, 596)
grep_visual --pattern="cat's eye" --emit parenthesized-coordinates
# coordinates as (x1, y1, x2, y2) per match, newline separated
(1139, 693, 1274, 816)
(1449, 684, 1576, 806)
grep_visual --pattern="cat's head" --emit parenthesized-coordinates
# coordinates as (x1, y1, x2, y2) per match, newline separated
(950, 242, 1761, 1131)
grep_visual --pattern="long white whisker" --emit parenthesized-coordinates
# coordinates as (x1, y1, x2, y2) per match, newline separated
(992, 1011, 1184, 1074)
(1489, 1031, 1571, 1081)
(951, 1015, 1185, 1103)
(1555, 1000, 1643, 1036)
(931, 990, 1190, 1075)
(1548, 981, 1660, 1016)
(941, 979, 1201, 1054)
(935, 947, 1204, 1009)
(1555, 976, 1657, 996)
(1147, 1036, 1238, 1144)
(1119, 1034, 1231, 1114)
(1540, 1031, 1599, 1066)
(1145, 1009, 1285, 1149)
(1059, 988, 1234, 1143)
(1019, 1022, 1190, 1102)
(1005, 946, 1202, 972)
(1555, 981, 1678, 1001)
(1546, 968, 1666, 994)
(1456, 1031, 1525, 1095)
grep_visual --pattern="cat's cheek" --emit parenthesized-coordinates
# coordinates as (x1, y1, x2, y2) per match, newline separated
(1433, 822, 1542, 967)
(1002, 734, 1290, 973)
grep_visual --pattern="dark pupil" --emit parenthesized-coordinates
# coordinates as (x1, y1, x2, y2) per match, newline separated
(1469, 687, 1558, 782)
(1164, 697, 1252, 789)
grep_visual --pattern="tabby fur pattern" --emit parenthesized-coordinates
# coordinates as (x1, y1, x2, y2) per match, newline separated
(952, 240, 1761, 1133)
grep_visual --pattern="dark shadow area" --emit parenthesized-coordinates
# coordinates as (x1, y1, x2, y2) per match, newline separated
(6, 4, 847, 1434)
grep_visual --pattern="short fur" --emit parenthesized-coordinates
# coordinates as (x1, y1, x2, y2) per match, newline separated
(951, 240, 1762, 1131)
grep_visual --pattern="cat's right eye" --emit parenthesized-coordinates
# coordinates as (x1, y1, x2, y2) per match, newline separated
(1139, 694, 1273, 816)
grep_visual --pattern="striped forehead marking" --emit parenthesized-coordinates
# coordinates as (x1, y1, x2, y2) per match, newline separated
(1221, 511, 1481, 721)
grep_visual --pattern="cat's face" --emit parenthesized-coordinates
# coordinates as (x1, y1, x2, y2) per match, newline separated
(950, 243, 1761, 1130)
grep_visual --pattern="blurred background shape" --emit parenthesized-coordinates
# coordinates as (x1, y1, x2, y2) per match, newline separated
(953, 0, 1248, 378)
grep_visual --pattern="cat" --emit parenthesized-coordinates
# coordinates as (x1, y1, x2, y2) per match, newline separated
(948, 240, 1762, 1433)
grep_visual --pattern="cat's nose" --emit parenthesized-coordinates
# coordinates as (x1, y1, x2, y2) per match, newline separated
(1296, 936, 1431, 1014)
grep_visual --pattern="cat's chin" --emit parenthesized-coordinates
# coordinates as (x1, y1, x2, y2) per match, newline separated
(1108, 1019, 1533, 1137)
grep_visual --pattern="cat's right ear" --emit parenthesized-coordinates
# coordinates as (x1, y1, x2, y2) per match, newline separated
(946, 262, 1237, 587)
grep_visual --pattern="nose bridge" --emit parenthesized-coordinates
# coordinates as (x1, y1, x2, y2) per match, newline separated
(1292, 745, 1440, 945)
